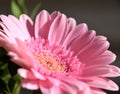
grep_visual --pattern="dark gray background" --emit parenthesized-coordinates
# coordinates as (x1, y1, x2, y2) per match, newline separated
(0, 0, 120, 94)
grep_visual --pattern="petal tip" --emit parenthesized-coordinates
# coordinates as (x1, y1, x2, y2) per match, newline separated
(81, 23, 87, 27)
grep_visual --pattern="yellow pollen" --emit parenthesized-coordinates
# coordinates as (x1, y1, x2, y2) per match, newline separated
(34, 53, 66, 72)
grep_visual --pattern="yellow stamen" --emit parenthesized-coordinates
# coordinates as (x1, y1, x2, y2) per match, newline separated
(35, 53, 66, 72)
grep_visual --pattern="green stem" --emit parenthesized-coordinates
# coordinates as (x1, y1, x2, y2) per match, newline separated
(30, 3, 41, 20)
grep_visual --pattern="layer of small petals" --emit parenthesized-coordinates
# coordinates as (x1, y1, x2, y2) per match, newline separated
(35, 10, 50, 38)
(0, 22, 19, 43)
(0, 29, 9, 40)
(0, 15, 30, 41)
(8, 15, 31, 38)
(22, 79, 39, 90)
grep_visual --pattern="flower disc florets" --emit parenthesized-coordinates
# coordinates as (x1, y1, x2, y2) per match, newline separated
(25, 37, 82, 79)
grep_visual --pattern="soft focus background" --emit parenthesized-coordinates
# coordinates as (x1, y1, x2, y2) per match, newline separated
(0, 0, 120, 94)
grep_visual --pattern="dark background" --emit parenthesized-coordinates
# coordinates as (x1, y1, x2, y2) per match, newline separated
(0, 0, 120, 94)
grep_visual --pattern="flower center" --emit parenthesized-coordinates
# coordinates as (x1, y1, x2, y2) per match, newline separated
(34, 52, 67, 72)
(25, 37, 82, 77)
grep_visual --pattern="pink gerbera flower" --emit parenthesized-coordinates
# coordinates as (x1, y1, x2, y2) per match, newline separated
(0, 10, 120, 94)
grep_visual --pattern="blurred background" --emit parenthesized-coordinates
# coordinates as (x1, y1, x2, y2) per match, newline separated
(0, 0, 120, 94)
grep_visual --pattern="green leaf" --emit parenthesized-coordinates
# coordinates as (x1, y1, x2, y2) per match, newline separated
(8, 74, 21, 94)
(13, 74, 21, 94)
(30, 3, 41, 19)
(17, 0, 28, 14)
(0, 61, 11, 84)
(8, 78, 16, 92)
(11, 0, 22, 18)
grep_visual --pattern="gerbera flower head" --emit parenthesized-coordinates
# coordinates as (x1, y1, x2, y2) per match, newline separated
(0, 10, 120, 94)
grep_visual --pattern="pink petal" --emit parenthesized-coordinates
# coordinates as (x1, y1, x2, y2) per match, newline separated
(48, 14, 67, 45)
(50, 86, 64, 94)
(48, 77, 91, 94)
(22, 79, 39, 90)
(40, 87, 51, 94)
(19, 14, 34, 37)
(63, 77, 91, 94)
(82, 65, 120, 77)
(38, 78, 54, 94)
(65, 18, 76, 35)
(40, 80, 61, 94)
(87, 77, 119, 91)
(78, 36, 109, 62)
(62, 18, 76, 44)
(63, 23, 88, 47)
(50, 11, 61, 20)
(50, 84, 77, 94)
(31, 68, 46, 80)
(102, 65, 120, 77)
(47, 77, 60, 86)
(59, 83, 77, 94)
(85, 50, 116, 66)
(91, 88, 107, 94)
(8, 15, 31, 38)
(50, 12, 76, 42)
(0, 36, 15, 51)
(0, 15, 27, 41)
(15, 38, 30, 53)
(17, 68, 36, 79)
(35, 10, 50, 38)
(8, 52, 32, 68)
(68, 30, 96, 55)
(15, 38, 33, 57)
(0, 23, 16, 42)
(7, 39, 34, 68)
